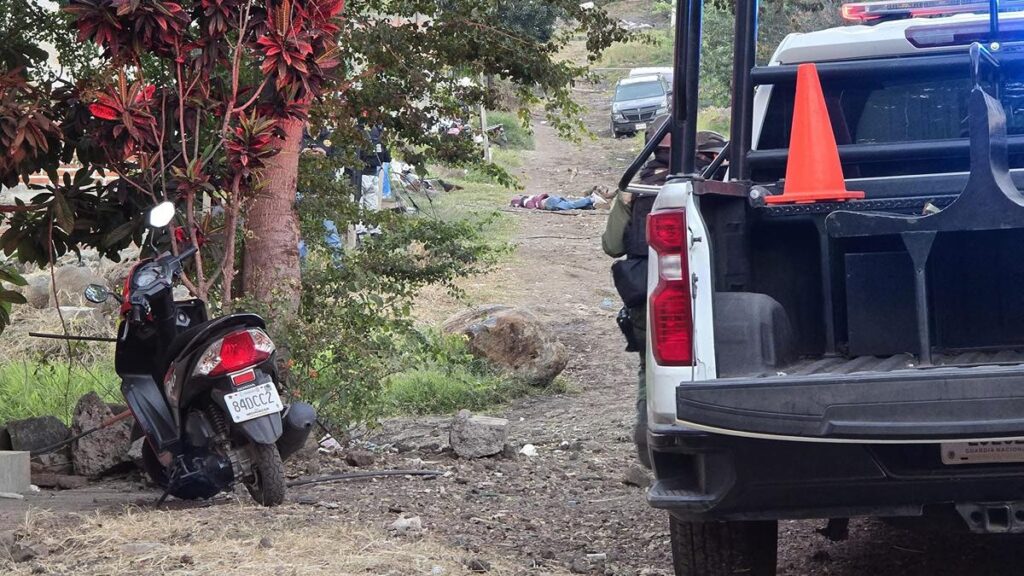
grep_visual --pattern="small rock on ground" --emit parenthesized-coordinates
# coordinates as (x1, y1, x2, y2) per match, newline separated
(465, 558, 492, 572)
(345, 450, 375, 467)
(258, 536, 273, 549)
(622, 465, 651, 489)
(569, 556, 591, 574)
(11, 542, 48, 563)
(30, 473, 89, 490)
(119, 542, 166, 556)
(389, 516, 424, 535)
(450, 410, 508, 459)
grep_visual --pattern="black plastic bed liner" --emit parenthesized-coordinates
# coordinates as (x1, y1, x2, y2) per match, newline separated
(779, 349, 1024, 377)
(676, 351, 1024, 441)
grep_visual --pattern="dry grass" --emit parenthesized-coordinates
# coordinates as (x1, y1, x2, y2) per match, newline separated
(2, 504, 553, 576)
(3, 303, 118, 363)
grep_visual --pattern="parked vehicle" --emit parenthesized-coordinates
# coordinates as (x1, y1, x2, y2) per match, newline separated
(630, 66, 674, 88)
(610, 74, 669, 138)
(84, 202, 316, 506)
(620, 1, 1024, 574)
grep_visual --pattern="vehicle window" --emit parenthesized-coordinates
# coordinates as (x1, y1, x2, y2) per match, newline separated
(616, 81, 665, 101)
(755, 69, 1024, 180)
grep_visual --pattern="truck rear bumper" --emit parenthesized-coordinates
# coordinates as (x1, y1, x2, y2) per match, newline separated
(675, 363, 1024, 441)
(648, 428, 1024, 522)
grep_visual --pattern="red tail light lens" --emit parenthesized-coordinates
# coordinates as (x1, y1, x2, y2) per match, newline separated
(647, 210, 694, 366)
(651, 282, 693, 365)
(193, 328, 275, 377)
(648, 211, 686, 253)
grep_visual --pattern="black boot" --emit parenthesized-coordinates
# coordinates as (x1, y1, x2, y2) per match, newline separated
(634, 399, 651, 468)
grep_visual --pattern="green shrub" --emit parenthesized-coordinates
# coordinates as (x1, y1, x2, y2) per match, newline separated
(384, 329, 569, 415)
(256, 154, 505, 430)
(384, 330, 511, 415)
(652, 0, 673, 16)
(599, 29, 673, 68)
(486, 111, 534, 150)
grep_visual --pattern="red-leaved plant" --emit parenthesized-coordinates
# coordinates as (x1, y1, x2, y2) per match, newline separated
(62, 0, 345, 305)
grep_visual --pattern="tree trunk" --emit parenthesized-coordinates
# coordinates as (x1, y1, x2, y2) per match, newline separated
(242, 116, 303, 313)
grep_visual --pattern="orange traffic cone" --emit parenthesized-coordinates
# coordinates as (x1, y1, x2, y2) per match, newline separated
(765, 63, 864, 204)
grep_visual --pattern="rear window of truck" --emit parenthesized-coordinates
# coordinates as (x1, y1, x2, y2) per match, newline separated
(755, 71, 1024, 180)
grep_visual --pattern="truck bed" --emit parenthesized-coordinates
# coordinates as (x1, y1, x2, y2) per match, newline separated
(773, 349, 1024, 378)
(675, 349, 1024, 441)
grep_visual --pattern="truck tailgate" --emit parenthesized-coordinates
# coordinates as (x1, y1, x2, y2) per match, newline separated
(676, 351, 1024, 441)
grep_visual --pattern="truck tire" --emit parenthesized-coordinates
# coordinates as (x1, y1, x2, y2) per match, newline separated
(670, 516, 778, 576)
(246, 443, 286, 506)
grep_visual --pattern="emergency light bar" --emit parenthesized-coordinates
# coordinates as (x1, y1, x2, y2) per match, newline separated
(842, 0, 1024, 22)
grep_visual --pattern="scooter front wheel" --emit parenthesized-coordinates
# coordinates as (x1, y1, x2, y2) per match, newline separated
(245, 443, 286, 506)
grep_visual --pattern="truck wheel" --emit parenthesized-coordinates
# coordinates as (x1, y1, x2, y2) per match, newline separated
(670, 516, 778, 576)
(246, 443, 286, 507)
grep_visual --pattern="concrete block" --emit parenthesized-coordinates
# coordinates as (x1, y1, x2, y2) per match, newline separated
(0, 451, 30, 494)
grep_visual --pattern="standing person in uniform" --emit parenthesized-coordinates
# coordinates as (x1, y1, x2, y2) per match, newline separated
(603, 115, 725, 467)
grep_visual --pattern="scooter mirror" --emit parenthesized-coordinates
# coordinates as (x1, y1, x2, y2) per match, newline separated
(83, 284, 110, 304)
(148, 201, 176, 228)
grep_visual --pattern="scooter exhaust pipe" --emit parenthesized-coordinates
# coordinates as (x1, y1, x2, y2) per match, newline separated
(277, 402, 316, 460)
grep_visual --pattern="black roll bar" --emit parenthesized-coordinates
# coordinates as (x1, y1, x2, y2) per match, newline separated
(618, 118, 671, 191)
(728, 0, 757, 182)
(669, 0, 703, 176)
(991, 0, 1001, 37)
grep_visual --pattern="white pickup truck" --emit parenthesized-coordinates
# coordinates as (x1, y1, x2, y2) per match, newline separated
(641, 1, 1024, 574)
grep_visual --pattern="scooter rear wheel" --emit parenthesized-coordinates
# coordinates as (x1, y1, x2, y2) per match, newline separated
(246, 443, 286, 506)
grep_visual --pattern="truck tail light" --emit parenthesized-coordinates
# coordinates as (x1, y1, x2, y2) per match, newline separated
(193, 328, 275, 377)
(647, 210, 693, 366)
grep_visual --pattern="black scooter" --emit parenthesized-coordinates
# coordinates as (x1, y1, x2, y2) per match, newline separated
(84, 201, 315, 506)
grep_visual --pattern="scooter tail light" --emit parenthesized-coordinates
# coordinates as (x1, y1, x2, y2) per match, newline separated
(191, 328, 275, 378)
(193, 336, 224, 377)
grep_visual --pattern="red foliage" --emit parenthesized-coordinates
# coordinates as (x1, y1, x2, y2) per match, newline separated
(88, 81, 159, 159)
(0, 70, 61, 188)
(225, 113, 281, 179)
(67, 0, 188, 59)
(254, 0, 344, 113)
(200, 0, 241, 37)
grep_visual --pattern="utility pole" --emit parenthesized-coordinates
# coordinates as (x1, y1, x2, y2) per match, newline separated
(479, 73, 492, 162)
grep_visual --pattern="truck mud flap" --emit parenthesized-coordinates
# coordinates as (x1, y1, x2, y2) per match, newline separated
(676, 364, 1024, 441)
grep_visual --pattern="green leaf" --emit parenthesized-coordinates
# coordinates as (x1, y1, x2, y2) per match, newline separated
(0, 266, 28, 287)
(0, 289, 27, 305)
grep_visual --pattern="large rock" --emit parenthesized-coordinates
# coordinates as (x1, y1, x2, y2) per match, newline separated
(442, 305, 568, 386)
(19, 272, 51, 309)
(449, 409, 508, 459)
(49, 265, 106, 307)
(3, 417, 73, 474)
(71, 392, 133, 477)
(4, 416, 69, 452)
